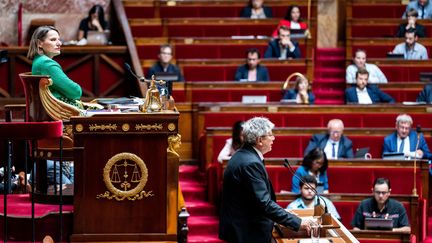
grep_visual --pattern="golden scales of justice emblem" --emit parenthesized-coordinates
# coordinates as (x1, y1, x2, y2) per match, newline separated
(96, 152, 154, 201)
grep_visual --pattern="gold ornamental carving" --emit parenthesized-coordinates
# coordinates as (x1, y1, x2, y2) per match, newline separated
(75, 124, 83, 132)
(89, 123, 117, 131)
(167, 134, 181, 157)
(96, 152, 154, 201)
(135, 123, 163, 131)
(167, 123, 176, 131)
(122, 123, 130, 132)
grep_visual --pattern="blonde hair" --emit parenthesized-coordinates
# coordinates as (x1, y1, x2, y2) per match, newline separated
(27, 26, 59, 60)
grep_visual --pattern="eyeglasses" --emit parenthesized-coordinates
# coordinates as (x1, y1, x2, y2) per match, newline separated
(374, 191, 390, 195)
(261, 134, 274, 138)
(160, 52, 172, 55)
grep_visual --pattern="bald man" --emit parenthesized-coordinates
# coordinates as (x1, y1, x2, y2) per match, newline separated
(304, 119, 354, 159)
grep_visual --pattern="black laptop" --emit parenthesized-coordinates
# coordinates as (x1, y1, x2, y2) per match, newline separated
(364, 217, 393, 230)
(354, 147, 370, 158)
(386, 53, 405, 59)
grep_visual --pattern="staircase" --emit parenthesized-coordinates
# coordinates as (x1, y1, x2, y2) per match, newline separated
(313, 48, 346, 105)
(180, 165, 223, 243)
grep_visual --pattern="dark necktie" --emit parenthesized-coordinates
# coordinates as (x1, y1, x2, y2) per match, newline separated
(422, 6, 425, 19)
(332, 143, 336, 158)
(399, 139, 405, 153)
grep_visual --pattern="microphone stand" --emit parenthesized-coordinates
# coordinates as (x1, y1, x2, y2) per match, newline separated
(283, 159, 332, 226)
(412, 127, 421, 196)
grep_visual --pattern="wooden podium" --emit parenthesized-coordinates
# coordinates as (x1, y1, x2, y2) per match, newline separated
(70, 112, 180, 242)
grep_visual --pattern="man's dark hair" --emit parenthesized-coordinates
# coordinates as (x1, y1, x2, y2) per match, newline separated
(299, 174, 317, 188)
(302, 147, 328, 173)
(246, 48, 261, 58)
(406, 8, 419, 18)
(355, 68, 369, 79)
(373, 177, 391, 189)
(406, 28, 418, 37)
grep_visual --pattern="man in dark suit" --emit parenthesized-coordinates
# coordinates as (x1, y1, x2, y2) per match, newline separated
(235, 48, 270, 81)
(345, 69, 395, 104)
(304, 119, 354, 159)
(383, 114, 432, 159)
(264, 25, 301, 59)
(219, 117, 313, 243)
(147, 43, 184, 81)
(416, 84, 432, 103)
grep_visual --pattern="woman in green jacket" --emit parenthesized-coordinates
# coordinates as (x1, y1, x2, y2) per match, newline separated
(27, 25, 82, 107)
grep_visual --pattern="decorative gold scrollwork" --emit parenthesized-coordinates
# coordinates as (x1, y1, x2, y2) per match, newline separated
(167, 123, 176, 131)
(96, 152, 154, 201)
(135, 123, 163, 131)
(89, 124, 117, 131)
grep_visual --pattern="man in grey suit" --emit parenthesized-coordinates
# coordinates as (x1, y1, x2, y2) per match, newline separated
(304, 119, 354, 159)
(219, 117, 314, 243)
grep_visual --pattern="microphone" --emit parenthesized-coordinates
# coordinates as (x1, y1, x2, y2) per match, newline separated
(283, 159, 332, 225)
(125, 63, 146, 82)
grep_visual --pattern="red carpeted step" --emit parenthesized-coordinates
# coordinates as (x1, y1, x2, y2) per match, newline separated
(188, 216, 220, 235)
(0, 194, 73, 217)
(180, 180, 207, 201)
(315, 48, 345, 58)
(186, 200, 217, 216)
(315, 68, 345, 79)
(188, 235, 225, 243)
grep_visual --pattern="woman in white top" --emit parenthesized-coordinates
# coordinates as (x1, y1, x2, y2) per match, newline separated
(346, 49, 388, 84)
(217, 121, 244, 163)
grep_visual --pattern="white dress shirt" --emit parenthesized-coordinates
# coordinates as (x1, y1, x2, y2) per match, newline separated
(356, 87, 373, 104)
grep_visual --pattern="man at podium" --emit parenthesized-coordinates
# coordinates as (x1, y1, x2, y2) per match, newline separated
(219, 117, 313, 243)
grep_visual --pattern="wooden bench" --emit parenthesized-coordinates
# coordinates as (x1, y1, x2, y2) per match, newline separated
(136, 37, 313, 60)
(347, 18, 432, 38)
(346, 0, 406, 19)
(124, 0, 318, 18)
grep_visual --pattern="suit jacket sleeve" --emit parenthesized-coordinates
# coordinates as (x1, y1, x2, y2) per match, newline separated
(382, 135, 393, 156)
(289, 42, 301, 58)
(240, 6, 251, 17)
(345, 88, 356, 104)
(259, 65, 270, 81)
(342, 137, 354, 158)
(264, 41, 276, 58)
(419, 134, 432, 159)
(235, 65, 246, 81)
(264, 6, 273, 18)
(243, 162, 302, 230)
(375, 88, 395, 103)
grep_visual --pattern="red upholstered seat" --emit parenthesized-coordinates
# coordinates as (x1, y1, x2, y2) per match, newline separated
(0, 121, 63, 140)
(351, 5, 406, 18)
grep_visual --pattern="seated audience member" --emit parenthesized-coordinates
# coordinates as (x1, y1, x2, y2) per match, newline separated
(346, 49, 388, 84)
(264, 26, 301, 59)
(417, 84, 432, 103)
(78, 4, 109, 42)
(402, 0, 432, 19)
(352, 178, 411, 232)
(235, 48, 270, 82)
(271, 5, 308, 38)
(383, 114, 432, 159)
(217, 121, 244, 163)
(304, 119, 354, 159)
(282, 74, 315, 104)
(147, 44, 184, 81)
(397, 9, 426, 38)
(345, 69, 395, 104)
(392, 29, 428, 60)
(287, 175, 340, 220)
(292, 148, 329, 194)
(240, 0, 272, 19)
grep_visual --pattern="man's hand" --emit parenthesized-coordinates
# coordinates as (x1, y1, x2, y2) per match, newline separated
(299, 218, 316, 235)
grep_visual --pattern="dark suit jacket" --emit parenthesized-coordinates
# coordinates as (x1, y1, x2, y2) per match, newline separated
(345, 86, 395, 104)
(240, 6, 273, 18)
(416, 84, 432, 103)
(396, 23, 426, 38)
(264, 39, 301, 59)
(282, 89, 315, 104)
(235, 64, 270, 81)
(146, 62, 184, 81)
(383, 130, 432, 159)
(304, 134, 354, 158)
(219, 145, 301, 243)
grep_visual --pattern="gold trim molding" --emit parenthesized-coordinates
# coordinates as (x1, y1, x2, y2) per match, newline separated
(135, 123, 163, 131)
(89, 123, 117, 131)
(96, 152, 154, 201)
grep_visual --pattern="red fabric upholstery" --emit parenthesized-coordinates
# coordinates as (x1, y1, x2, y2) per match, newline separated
(379, 66, 432, 82)
(124, 6, 155, 18)
(130, 25, 164, 38)
(351, 5, 406, 18)
(0, 121, 63, 140)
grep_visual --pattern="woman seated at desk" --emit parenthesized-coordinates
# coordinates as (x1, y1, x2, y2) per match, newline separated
(282, 74, 315, 104)
(78, 4, 109, 42)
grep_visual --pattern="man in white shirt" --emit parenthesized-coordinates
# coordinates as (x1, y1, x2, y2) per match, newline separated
(345, 69, 395, 104)
(392, 29, 428, 60)
(346, 49, 388, 84)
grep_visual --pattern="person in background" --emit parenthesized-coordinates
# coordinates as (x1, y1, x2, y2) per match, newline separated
(282, 74, 315, 104)
(78, 4, 109, 41)
(352, 178, 411, 232)
(287, 175, 340, 220)
(271, 5, 308, 38)
(402, 0, 432, 19)
(346, 49, 388, 84)
(265, 26, 301, 59)
(235, 48, 269, 82)
(219, 117, 314, 243)
(147, 44, 184, 81)
(240, 0, 273, 19)
(27, 25, 78, 186)
(416, 84, 432, 103)
(392, 28, 428, 60)
(397, 8, 426, 38)
(304, 119, 354, 159)
(217, 120, 244, 163)
(345, 69, 395, 104)
(292, 148, 329, 194)
(382, 113, 432, 159)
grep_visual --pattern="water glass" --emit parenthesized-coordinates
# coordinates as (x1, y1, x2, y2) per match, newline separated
(311, 224, 320, 243)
